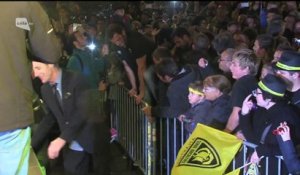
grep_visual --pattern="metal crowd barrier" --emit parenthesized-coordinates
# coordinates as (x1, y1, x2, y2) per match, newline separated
(157, 118, 289, 175)
(109, 85, 156, 174)
(110, 85, 289, 175)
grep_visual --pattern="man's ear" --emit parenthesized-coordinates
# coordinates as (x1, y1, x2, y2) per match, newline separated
(242, 66, 250, 75)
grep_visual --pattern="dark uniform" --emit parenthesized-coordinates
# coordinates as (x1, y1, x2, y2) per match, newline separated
(32, 70, 95, 175)
(239, 75, 300, 175)
(230, 74, 258, 133)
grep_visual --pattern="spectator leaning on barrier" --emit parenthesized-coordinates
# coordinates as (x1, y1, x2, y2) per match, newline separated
(143, 47, 172, 104)
(152, 57, 199, 167)
(154, 58, 199, 119)
(107, 23, 137, 95)
(0, 2, 61, 174)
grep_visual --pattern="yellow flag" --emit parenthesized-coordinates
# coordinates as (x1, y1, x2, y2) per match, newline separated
(225, 168, 241, 175)
(246, 163, 260, 175)
(171, 123, 242, 175)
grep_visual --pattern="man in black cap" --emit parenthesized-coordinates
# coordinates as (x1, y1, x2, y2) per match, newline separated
(31, 57, 96, 175)
(239, 74, 300, 175)
(274, 50, 300, 110)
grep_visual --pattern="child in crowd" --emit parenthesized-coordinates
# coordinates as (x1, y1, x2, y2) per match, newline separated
(202, 74, 232, 130)
(177, 81, 211, 137)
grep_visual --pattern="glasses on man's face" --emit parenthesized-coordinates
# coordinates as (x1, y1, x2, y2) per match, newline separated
(252, 89, 262, 97)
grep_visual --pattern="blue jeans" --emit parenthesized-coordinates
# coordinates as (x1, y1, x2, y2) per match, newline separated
(0, 127, 31, 175)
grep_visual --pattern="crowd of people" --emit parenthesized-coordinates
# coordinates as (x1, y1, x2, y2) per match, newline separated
(2, 1, 300, 175)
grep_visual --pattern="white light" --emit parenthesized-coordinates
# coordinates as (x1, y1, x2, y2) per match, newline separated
(87, 43, 96, 50)
(47, 28, 53, 34)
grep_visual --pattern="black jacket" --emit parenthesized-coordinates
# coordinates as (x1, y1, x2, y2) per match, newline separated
(32, 70, 95, 153)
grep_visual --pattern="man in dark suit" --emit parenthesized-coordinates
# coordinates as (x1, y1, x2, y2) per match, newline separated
(31, 57, 95, 175)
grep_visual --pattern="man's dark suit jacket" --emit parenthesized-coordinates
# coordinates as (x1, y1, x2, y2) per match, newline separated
(32, 70, 94, 153)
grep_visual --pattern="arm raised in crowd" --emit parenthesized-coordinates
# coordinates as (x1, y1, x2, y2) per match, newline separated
(276, 122, 300, 174)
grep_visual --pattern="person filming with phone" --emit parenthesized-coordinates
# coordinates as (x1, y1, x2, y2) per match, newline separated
(238, 74, 300, 175)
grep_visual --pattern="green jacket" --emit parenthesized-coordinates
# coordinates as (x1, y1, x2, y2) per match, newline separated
(0, 2, 61, 132)
(67, 48, 108, 89)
